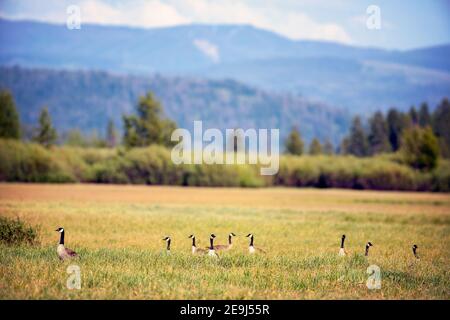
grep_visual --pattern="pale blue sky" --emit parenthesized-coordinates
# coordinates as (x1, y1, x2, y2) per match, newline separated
(1, 0, 449, 49)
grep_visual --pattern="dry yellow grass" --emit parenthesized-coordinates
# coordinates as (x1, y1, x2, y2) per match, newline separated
(0, 183, 449, 299)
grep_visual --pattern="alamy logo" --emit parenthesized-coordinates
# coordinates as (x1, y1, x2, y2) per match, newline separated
(171, 121, 279, 175)
(366, 5, 381, 30)
(66, 5, 81, 30)
(366, 265, 381, 290)
(66, 265, 81, 290)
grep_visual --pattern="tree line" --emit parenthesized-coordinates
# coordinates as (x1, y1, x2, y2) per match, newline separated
(1, 89, 449, 192)
(0, 90, 176, 149)
(285, 99, 450, 171)
(1, 88, 449, 172)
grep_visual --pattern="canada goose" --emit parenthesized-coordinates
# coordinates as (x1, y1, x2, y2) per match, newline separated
(55, 227, 78, 261)
(208, 234, 219, 258)
(246, 233, 266, 254)
(339, 234, 347, 256)
(213, 232, 236, 251)
(188, 234, 206, 255)
(412, 244, 419, 259)
(365, 242, 373, 256)
(162, 236, 171, 254)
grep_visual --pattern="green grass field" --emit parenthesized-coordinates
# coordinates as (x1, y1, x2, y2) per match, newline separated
(0, 184, 449, 299)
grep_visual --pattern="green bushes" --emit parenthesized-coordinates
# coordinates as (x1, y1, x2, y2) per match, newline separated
(122, 146, 182, 185)
(92, 158, 130, 184)
(430, 162, 450, 192)
(0, 217, 38, 245)
(355, 161, 417, 190)
(0, 139, 74, 182)
(0, 139, 448, 191)
(401, 126, 439, 171)
(276, 155, 424, 191)
(181, 164, 264, 187)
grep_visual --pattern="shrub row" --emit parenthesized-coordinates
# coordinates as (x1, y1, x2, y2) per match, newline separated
(0, 216, 38, 245)
(0, 139, 448, 191)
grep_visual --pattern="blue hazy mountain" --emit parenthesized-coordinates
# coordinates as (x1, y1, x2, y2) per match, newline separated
(0, 18, 449, 144)
(1, 18, 449, 113)
(0, 20, 450, 112)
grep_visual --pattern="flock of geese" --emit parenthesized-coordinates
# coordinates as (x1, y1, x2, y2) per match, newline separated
(338, 234, 420, 259)
(55, 228, 262, 260)
(55, 227, 420, 261)
(163, 233, 266, 258)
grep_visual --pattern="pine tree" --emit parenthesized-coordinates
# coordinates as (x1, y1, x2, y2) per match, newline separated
(323, 139, 334, 155)
(368, 111, 391, 154)
(418, 102, 431, 127)
(285, 126, 304, 155)
(432, 98, 450, 158)
(387, 109, 400, 151)
(123, 92, 177, 147)
(387, 108, 412, 151)
(0, 90, 20, 139)
(339, 137, 350, 155)
(309, 138, 322, 155)
(347, 116, 369, 157)
(34, 107, 57, 147)
(106, 119, 118, 148)
(409, 106, 419, 125)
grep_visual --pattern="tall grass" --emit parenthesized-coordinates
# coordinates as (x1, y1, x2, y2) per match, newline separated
(0, 185, 448, 299)
(0, 216, 38, 245)
(0, 139, 448, 191)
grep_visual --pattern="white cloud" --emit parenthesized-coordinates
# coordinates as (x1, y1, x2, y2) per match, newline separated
(0, 0, 353, 43)
(261, 10, 353, 43)
(193, 39, 220, 63)
(0, 0, 189, 27)
(0, 0, 69, 23)
(170, 0, 353, 43)
(79, 0, 189, 28)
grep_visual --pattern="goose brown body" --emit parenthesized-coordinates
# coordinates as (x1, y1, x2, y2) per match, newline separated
(188, 235, 206, 255)
(211, 233, 236, 251)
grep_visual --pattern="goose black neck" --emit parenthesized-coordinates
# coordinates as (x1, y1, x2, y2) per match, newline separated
(413, 247, 417, 255)
(340, 237, 345, 248)
(228, 235, 232, 245)
(192, 237, 196, 247)
(167, 239, 171, 251)
(250, 236, 254, 246)
(210, 237, 214, 250)
(365, 244, 370, 256)
(59, 231, 65, 245)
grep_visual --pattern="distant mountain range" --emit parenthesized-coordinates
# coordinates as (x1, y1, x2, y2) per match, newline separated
(0, 19, 449, 147)
(1, 18, 449, 113)
(0, 66, 350, 146)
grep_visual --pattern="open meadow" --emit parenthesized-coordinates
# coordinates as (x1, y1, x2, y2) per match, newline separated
(0, 183, 449, 299)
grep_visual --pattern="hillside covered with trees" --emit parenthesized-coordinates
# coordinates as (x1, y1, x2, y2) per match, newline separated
(0, 66, 350, 146)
